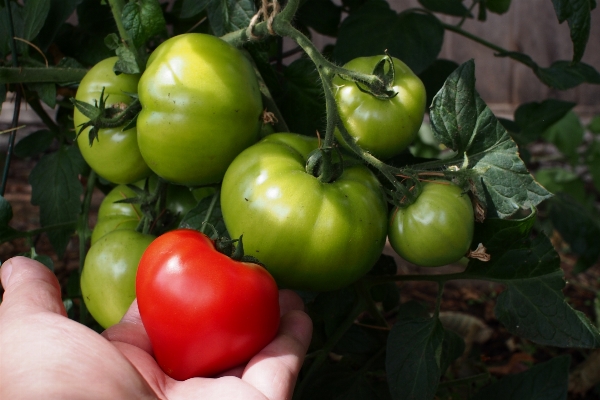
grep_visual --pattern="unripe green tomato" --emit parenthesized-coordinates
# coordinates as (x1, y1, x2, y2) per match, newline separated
(221, 132, 388, 291)
(81, 229, 155, 328)
(388, 182, 474, 267)
(91, 216, 139, 245)
(333, 56, 426, 160)
(74, 57, 151, 184)
(137, 33, 263, 186)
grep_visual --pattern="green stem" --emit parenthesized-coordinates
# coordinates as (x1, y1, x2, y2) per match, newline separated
(295, 293, 366, 398)
(441, 22, 507, 54)
(434, 281, 445, 319)
(27, 97, 60, 135)
(200, 189, 221, 235)
(107, 0, 144, 70)
(0, 67, 88, 84)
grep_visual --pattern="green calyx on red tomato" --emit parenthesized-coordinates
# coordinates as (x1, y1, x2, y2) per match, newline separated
(220, 132, 389, 292)
(73, 57, 151, 184)
(388, 181, 474, 267)
(333, 55, 427, 160)
(81, 229, 155, 328)
(136, 228, 280, 380)
(137, 33, 264, 186)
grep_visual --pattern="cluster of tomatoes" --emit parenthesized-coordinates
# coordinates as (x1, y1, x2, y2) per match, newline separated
(76, 33, 475, 380)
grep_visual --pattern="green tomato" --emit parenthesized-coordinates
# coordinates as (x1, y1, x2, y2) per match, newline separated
(221, 133, 388, 292)
(388, 182, 474, 267)
(333, 56, 426, 160)
(81, 229, 155, 328)
(74, 57, 151, 184)
(137, 33, 263, 186)
(91, 216, 139, 245)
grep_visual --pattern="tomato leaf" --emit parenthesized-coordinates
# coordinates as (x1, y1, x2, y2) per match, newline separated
(179, 194, 227, 237)
(470, 355, 570, 400)
(542, 111, 584, 165)
(29, 146, 84, 257)
(334, 3, 443, 74)
(22, 0, 50, 43)
(513, 99, 576, 144)
(296, 0, 343, 37)
(14, 129, 55, 158)
(551, 0, 594, 63)
(485, 0, 512, 14)
(429, 59, 552, 218)
(206, 0, 255, 36)
(465, 214, 600, 348)
(547, 194, 600, 273)
(122, 0, 166, 48)
(418, 0, 472, 17)
(385, 302, 445, 400)
(35, 0, 80, 51)
(180, 0, 211, 18)
(0, 195, 17, 242)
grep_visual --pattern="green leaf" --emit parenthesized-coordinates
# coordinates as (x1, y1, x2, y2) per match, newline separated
(179, 193, 227, 236)
(206, 0, 255, 37)
(122, 0, 166, 48)
(0, 195, 17, 241)
(429, 60, 552, 218)
(334, 2, 444, 74)
(418, 0, 471, 17)
(32, 253, 54, 271)
(471, 356, 570, 400)
(465, 214, 600, 348)
(536, 60, 600, 89)
(548, 194, 600, 273)
(542, 111, 584, 165)
(296, 0, 342, 37)
(180, 0, 210, 18)
(486, 0, 512, 14)
(588, 115, 600, 133)
(22, 0, 50, 42)
(278, 58, 326, 137)
(26, 82, 56, 108)
(386, 302, 445, 400)
(14, 129, 55, 158)
(29, 146, 83, 257)
(0, 2, 24, 58)
(535, 168, 588, 205)
(115, 45, 141, 74)
(439, 328, 465, 375)
(513, 99, 576, 143)
(551, 0, 593, 63)
(35, 0, 79, 51)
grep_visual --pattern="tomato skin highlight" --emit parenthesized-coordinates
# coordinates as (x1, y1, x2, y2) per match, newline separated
(388, 182, 474, 267)
(137, 33, 263, 186)
(73, 57, 151, 184)
(333, 55, 426, 160)
(220, 132, 389, 292)
(136, 229, 280, 380)
(81, 229, 155, 328)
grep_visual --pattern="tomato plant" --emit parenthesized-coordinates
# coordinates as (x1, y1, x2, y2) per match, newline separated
(136, 229, 280, 380)
(220, 133, 388, 291)
(73, 57, 151, 184)
(333, 55, 426, 160)
(388, 182, 474, 267)
(137, 33, 264, 186)
(80, 229, 155, 328)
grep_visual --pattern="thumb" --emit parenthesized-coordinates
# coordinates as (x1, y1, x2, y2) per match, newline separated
(0, 256, 66, 317)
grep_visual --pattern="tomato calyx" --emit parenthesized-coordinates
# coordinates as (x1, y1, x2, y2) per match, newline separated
(212, 234, 265, 267)
(71, 87, 142, 145)
(340, 54, 398, 101)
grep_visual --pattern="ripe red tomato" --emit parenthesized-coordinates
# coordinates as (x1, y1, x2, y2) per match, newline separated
(136, 229, 280, 380)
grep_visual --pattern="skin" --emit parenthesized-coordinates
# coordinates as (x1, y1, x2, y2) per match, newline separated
(0, 256, 312, 399)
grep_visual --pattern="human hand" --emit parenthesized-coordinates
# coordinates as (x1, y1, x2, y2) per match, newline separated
(0, 256, 312, 399)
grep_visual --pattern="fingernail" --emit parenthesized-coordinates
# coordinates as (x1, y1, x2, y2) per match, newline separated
(1, 260, 13, 288)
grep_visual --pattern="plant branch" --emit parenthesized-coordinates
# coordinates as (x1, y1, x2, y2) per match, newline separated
(0, 67, 88, 84)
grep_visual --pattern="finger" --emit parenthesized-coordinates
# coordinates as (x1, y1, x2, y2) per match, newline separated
(278, 289, 305, 316)
(242, 309, 313, 400)
(102, 299, 153, 355)
(0, 256, 66, 317)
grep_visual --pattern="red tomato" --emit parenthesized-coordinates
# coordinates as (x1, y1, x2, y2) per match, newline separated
(136, 229, 280, 380)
